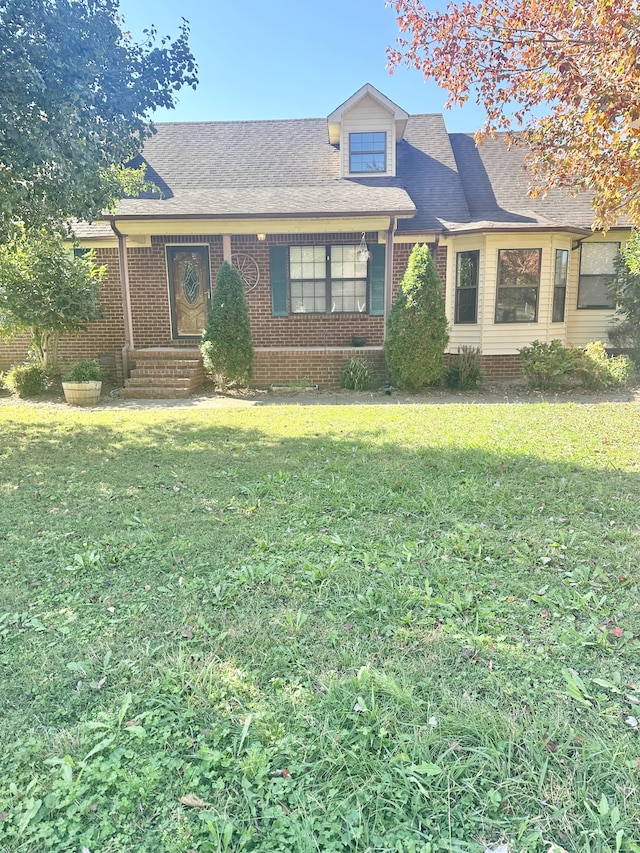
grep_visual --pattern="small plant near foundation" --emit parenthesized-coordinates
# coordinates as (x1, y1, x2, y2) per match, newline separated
(340, 357, 375, 391)
(575, 340, 634, 389)
(519, 339, 577, 390)
(5, 363, 48, 397)
(445, 346, 484, 389)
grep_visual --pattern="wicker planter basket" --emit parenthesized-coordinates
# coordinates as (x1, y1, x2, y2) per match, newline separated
(62, 381, 102, 406)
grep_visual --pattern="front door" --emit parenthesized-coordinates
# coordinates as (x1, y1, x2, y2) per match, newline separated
(167, 246, 211, 338)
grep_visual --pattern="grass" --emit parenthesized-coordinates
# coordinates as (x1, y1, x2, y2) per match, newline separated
(0, 400, 639, 853)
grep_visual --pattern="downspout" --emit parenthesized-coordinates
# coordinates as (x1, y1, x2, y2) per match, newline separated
(109, 218, 135, 380)
(383, 218, 395, 341)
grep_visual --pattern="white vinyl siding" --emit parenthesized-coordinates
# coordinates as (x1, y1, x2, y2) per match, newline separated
(340, 95, 395, 177)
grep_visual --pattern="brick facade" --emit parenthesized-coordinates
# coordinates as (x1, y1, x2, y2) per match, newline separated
(253, 347, 387, 387)
(0, 232, 521, 386)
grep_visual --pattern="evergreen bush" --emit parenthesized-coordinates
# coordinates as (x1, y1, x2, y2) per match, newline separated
(609, 231, 640, 365)
(384, 244, 449, 389)
(201, 262, 253, 387)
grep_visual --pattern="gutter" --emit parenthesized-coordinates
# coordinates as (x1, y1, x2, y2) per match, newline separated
(99, 208, 417, 222)
(108, 218, 135, 380)
(383, 220, 395, 342)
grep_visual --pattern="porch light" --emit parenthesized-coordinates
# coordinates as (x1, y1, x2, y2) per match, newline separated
(356, 233, 371, 263)
(257, 233, 266, 241)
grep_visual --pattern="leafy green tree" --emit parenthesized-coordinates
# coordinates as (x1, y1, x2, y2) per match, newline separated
(609, 231, 640, 365)
(0, 230, 105, 368)
(201, 262, 253, 387)
(385, 244, 449, 389)
(0, 0, 197, 239)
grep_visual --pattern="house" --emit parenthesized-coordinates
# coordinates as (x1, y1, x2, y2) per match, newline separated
(0, 84, 629, 395)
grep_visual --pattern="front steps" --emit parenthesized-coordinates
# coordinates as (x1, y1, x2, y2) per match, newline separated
(121, 348, 205, 399)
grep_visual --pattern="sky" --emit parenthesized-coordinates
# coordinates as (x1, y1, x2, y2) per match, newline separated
(116, 0, 487, 132)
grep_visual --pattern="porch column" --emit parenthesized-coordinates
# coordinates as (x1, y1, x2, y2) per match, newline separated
(222, 235, 232, 263)
(109, 218, 135, 379)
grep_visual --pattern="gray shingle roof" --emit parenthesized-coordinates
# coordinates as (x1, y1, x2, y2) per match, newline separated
(448, 133, 596, 231)
(113, 118, 415, 220)
(90, 111, 599, 233)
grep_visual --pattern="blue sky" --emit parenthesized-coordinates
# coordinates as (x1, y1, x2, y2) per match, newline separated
(116, 0, 487, 132)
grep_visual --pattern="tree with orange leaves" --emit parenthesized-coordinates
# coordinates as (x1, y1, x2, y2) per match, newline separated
(387, 0, 640, 229)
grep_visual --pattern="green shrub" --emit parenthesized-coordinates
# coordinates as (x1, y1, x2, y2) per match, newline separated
(445, 346, 484, 389)
(575, 340, 634, 389)
(519, 339, 577, 390)
(608, 232, 640, 365)
(62, 359, 102, 382)
(201, 261, 253, 386)
(5, 363, 47, 397)
(340, 357, 375, 391)
(385, 244, 449, 389)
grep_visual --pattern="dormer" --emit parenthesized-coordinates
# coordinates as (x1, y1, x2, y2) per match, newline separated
(328, 84, 409, 178)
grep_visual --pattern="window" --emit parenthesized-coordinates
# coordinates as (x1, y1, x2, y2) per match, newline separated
(289, 246, 327, 313)
(578, 242, 619, 309)
(552, 249, 568, 322)
(289, 245, 367, 314)
(349, 132, 386, 173)
(269, 244, 385, 317)
(330, 246, 368, 312)
(455, 250, 479, 323)
(495, 248, 540, 323)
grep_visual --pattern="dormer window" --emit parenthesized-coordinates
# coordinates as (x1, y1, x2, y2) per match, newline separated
(349, 132, 386, 173)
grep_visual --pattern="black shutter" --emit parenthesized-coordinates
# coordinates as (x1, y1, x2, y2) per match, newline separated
(368, 243, 385, 316)
(269, 246, 289, 316)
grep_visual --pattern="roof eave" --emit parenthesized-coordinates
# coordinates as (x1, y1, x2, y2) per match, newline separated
(442, 224, 595, 237)
(103, 208, 417, 222)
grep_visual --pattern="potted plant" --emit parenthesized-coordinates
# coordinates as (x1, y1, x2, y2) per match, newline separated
(62, 359, 102, 406)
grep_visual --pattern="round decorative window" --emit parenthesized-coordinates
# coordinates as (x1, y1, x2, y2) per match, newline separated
(231, 253, 260, 292)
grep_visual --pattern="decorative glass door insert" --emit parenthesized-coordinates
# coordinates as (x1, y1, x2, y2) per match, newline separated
(167, 246, 211, 338)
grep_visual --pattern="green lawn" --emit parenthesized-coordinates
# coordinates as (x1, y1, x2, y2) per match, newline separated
(0, 401, 639, 853)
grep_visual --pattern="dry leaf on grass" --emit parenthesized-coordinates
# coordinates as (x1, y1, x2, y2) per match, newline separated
(178, 793, 213, 808)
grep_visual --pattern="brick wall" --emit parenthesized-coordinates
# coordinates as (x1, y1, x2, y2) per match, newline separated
(0, 233, 455, 386)
(478, 354, 524, 380)
(253, 347, 386, 387)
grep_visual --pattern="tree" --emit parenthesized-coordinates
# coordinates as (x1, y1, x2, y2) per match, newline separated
(608, 231, 640, 365)
(0, 0, 198, 239)
(0, 230, 105, 368)
(201, 262, 253, 387)
(387, 0, 640, 228)
(385, 244, 449, 389)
